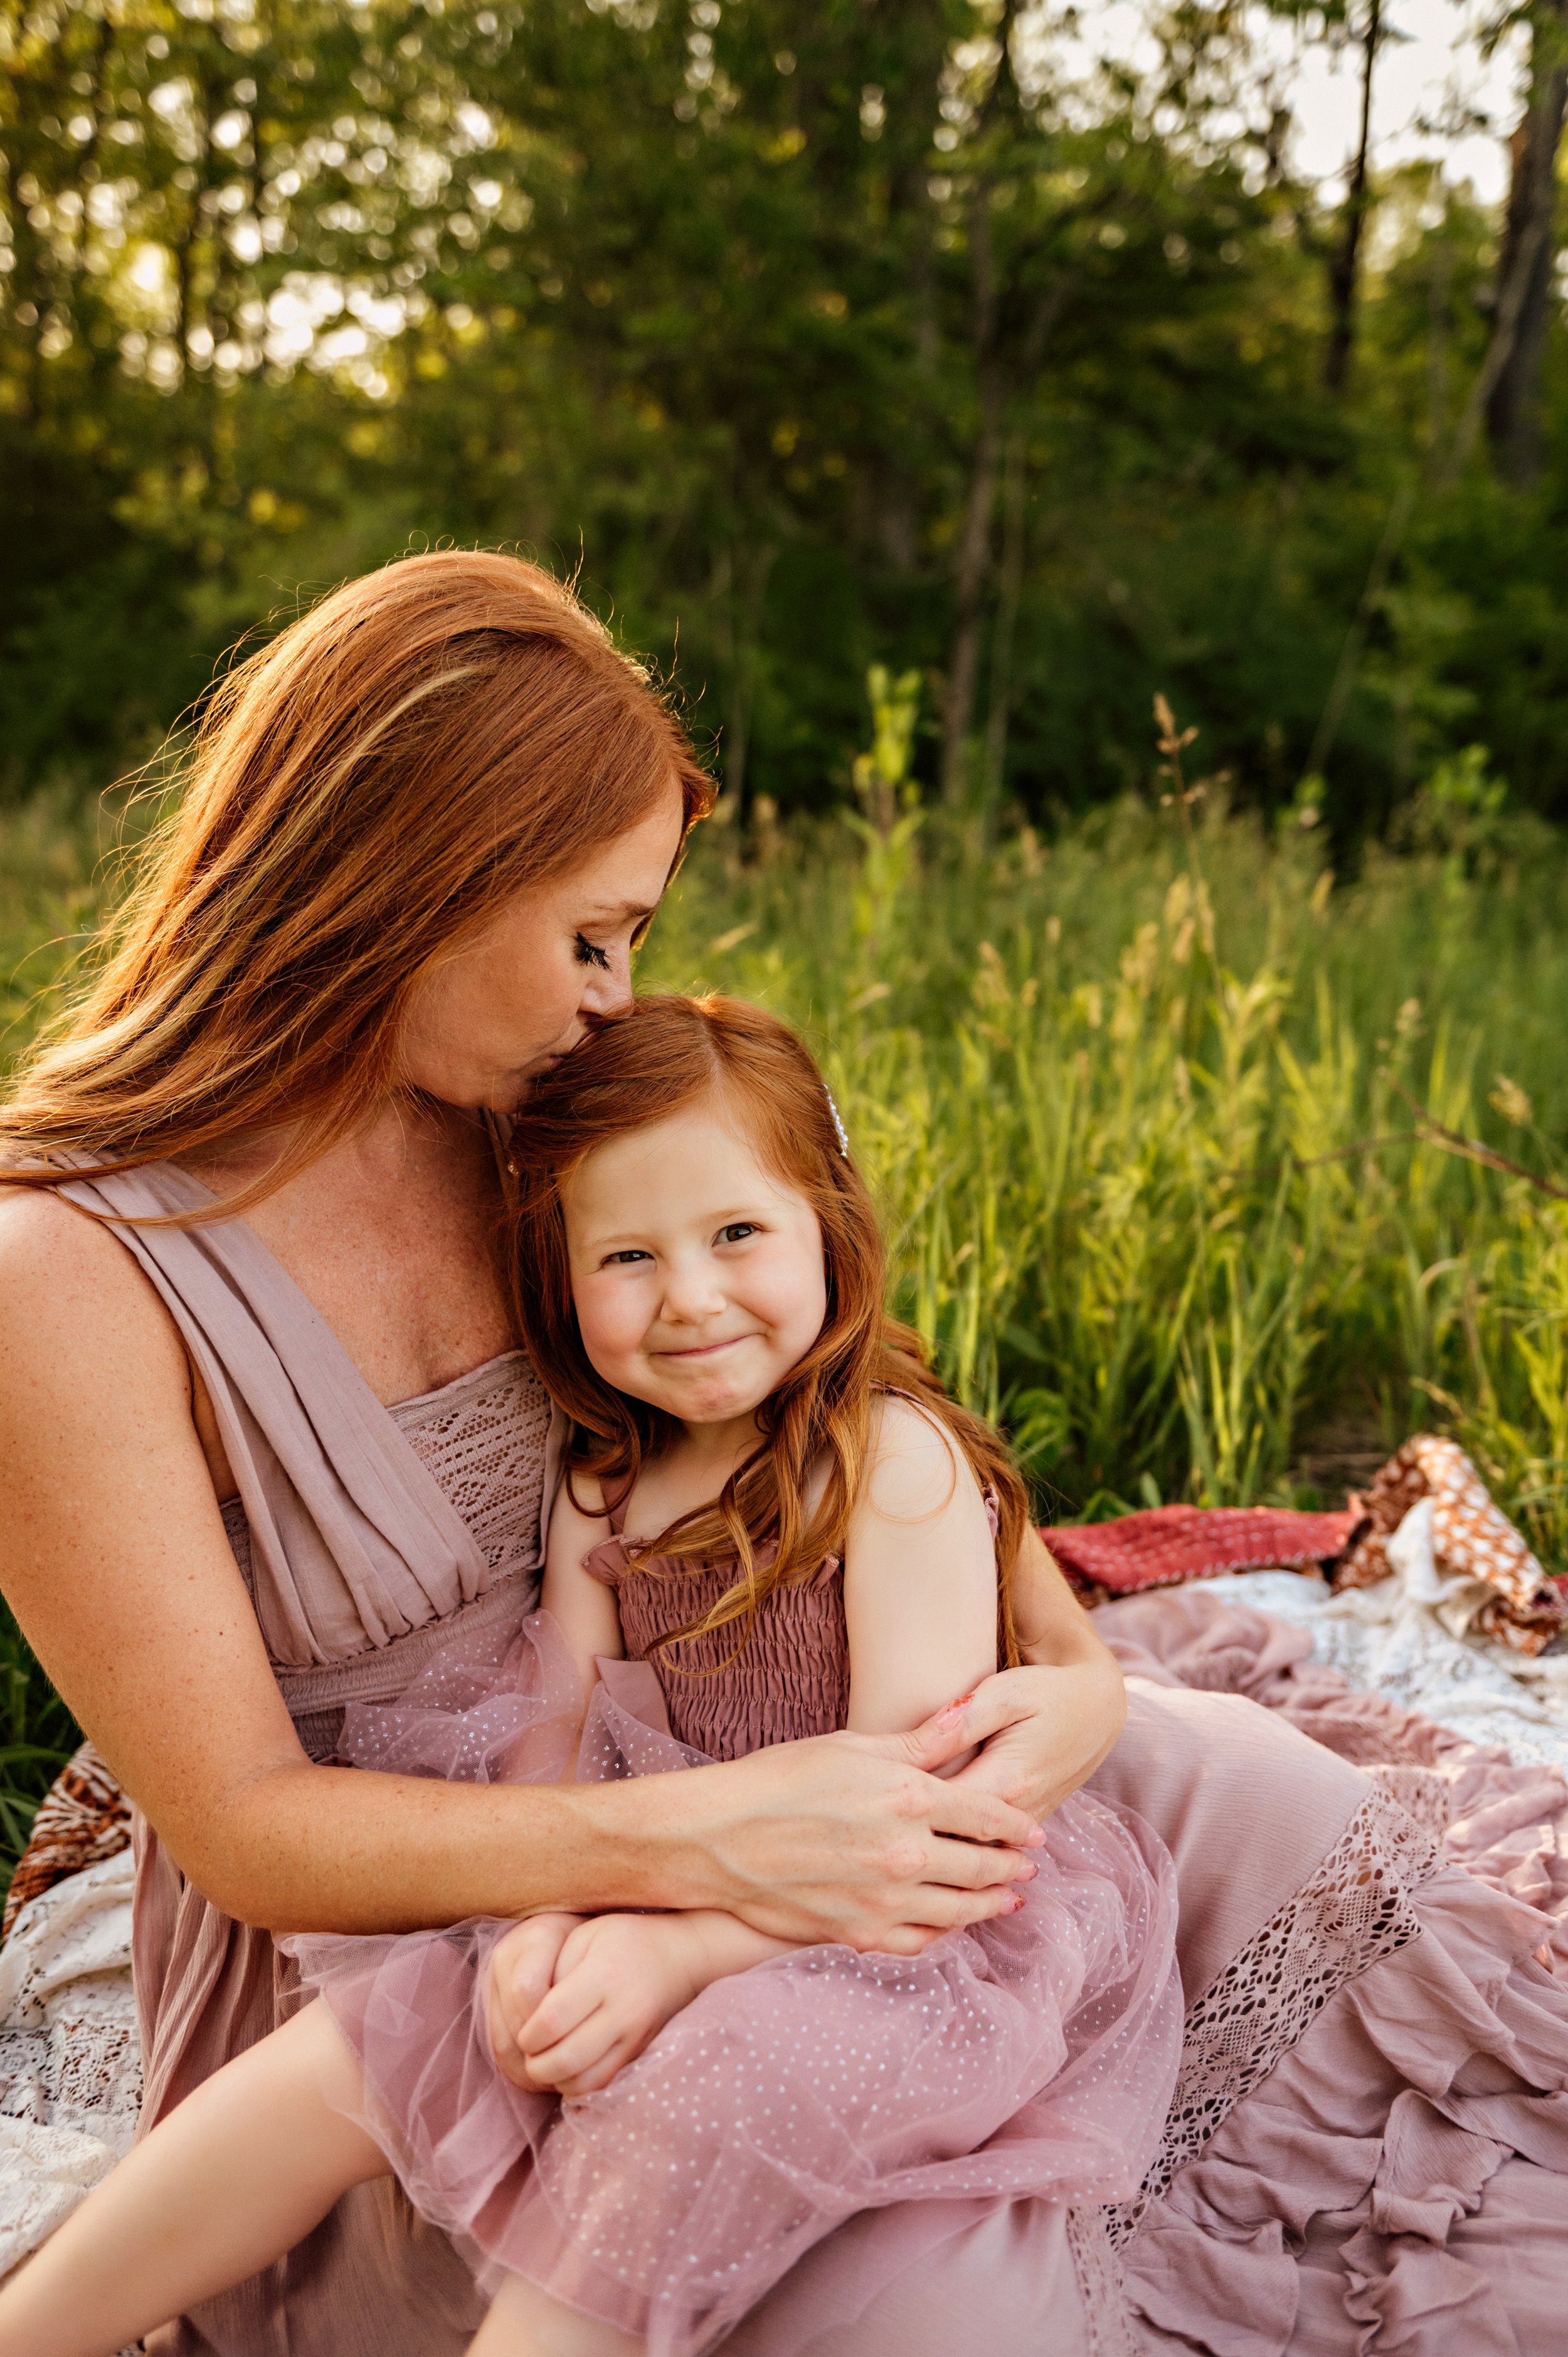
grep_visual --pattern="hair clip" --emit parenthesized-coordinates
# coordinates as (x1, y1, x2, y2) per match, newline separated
(824, 1087, 850, 1158)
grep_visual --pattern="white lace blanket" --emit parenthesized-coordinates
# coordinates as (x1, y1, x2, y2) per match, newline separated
(0, 1848, 139, 2276)
(1209, 1495, 1568, 1777)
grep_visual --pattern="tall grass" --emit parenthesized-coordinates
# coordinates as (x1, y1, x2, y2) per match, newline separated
(641, 787, 1568, 1555)
(2, 769, 1566, 1873)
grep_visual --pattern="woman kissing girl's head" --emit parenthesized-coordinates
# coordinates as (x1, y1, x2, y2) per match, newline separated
(507, 994, 1027, 1663)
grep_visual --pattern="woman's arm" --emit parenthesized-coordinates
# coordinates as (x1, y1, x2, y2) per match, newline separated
(0, 1196, 1041, 1945)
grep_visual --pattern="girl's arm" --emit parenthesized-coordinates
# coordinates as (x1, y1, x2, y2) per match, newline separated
(0, 1195, 1041, 1944)
(841, 1398, 1001, 1737)
(539, 1472, 625, 1703)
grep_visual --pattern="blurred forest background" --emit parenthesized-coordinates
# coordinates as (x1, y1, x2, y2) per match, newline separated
(6, 0, 1568, 834)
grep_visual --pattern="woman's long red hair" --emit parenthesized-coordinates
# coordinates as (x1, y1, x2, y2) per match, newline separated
(508, 994, 1025, 1666)
(1, 551, 711, 1207)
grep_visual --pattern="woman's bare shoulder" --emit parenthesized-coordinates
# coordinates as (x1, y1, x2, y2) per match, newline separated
(0, 1188, 186, 1384)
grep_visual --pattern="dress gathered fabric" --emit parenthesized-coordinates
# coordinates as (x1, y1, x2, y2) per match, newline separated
(283, 1494, 1184, 2357)
(60, 1159, 1568, 2354)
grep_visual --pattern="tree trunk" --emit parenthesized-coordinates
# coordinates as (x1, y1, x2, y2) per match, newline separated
(941, 346, 1004, 805)
(981, 428, 1027, 821)
(1485, 1, 1568, 485)
(1324, 0, 1382, 393)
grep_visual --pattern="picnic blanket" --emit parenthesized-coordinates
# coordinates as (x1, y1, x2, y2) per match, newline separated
(1047, 1433, 1567, 1653)
(3, 1431, 1564, 2284)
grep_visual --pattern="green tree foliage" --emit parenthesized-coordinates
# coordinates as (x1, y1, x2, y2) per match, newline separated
(4, 0, 1568, 836)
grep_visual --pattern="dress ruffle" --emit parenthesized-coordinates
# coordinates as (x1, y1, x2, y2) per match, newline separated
(1094, 1588, 1568, 2354)
(285, 1611, 1182, 2357)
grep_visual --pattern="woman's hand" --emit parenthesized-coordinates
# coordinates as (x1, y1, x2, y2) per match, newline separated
(578, 1712, 1045, 1957)
(941, 1656, 1126, 1821)
(941, 1527, 1127, 1821)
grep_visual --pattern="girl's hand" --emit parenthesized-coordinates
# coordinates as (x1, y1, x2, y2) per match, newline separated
(512, 1913, 711, 2097)
(485, 1912, 586, 2088)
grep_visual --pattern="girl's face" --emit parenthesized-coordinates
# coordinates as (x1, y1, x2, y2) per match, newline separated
(399, 791, 686, 1114)
(564, 1102, 829, 1432)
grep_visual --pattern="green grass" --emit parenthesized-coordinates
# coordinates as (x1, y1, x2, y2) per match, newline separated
(3, 774, 1567, 1878)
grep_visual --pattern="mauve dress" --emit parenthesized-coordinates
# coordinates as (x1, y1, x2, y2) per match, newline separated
(60, 1159, 1568, 2354)
(282, 1490, 1182, 2357)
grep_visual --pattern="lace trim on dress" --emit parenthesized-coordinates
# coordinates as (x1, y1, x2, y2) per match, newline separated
(1105, 1783, 1442, 2247)
(389, 1351, 553, 1580)
(220, 1350, 553, 1604)
(1066, 2205, 1137, 2357)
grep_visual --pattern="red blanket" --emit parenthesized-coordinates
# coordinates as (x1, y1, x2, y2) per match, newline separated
(1043, 1504, 1364, 1599)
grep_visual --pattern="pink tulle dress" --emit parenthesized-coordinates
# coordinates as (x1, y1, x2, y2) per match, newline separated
(287, 1496, 1182, 2357)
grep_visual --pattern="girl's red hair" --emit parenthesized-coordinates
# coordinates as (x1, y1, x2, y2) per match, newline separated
(507, 994, 1025, 1666)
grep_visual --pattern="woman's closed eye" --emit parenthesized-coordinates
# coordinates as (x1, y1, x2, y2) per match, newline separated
(574, 932, 611, 971)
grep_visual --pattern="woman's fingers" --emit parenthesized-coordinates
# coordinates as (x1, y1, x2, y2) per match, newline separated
(864, 1728, 1046, 1854)
(946, 1660, 1128, 1819)
(921, 1832, 1037, 1890)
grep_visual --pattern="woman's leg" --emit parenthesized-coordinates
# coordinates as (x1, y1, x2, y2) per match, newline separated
(0, 2001, 389, 2357)
(469, 2277, 640, 2357)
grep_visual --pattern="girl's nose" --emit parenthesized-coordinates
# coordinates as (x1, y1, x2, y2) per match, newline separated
(660, 1260, 727, 1326)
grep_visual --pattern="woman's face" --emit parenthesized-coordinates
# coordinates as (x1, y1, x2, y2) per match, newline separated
(400, 790, 687, 1112)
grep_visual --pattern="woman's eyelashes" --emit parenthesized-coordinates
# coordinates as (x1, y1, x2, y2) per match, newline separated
(573, 931, 611, 971)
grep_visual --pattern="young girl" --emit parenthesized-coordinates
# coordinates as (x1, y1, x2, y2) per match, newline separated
(0, 996, 1179, 2357)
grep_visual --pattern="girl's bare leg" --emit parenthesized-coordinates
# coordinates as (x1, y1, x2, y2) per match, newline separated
(0, 2001, 388, 2357)
(470, 2275, 641, 2357)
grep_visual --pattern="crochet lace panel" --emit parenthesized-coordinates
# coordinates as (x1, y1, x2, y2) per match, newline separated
(1066, 2205, 1137, 2357)
(221, 1351, 553, 1591)
(389, 1351, 553, 1577)
(1106, 1783, 1441, 2247)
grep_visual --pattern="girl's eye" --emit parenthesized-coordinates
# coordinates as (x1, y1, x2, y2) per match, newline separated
(604, 1248, 651, 1266)
(718, 1222, 759, 1245)
(575, 932, 610, 971)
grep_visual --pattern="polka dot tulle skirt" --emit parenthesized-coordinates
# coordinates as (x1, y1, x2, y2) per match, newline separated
(285, 1612, 1181, 2356)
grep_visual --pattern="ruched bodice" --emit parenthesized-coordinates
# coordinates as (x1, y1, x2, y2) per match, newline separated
(583, 1535, 850, 1758)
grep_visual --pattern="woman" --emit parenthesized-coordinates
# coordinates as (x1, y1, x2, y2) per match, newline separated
(0, 552, 1128, 2354)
